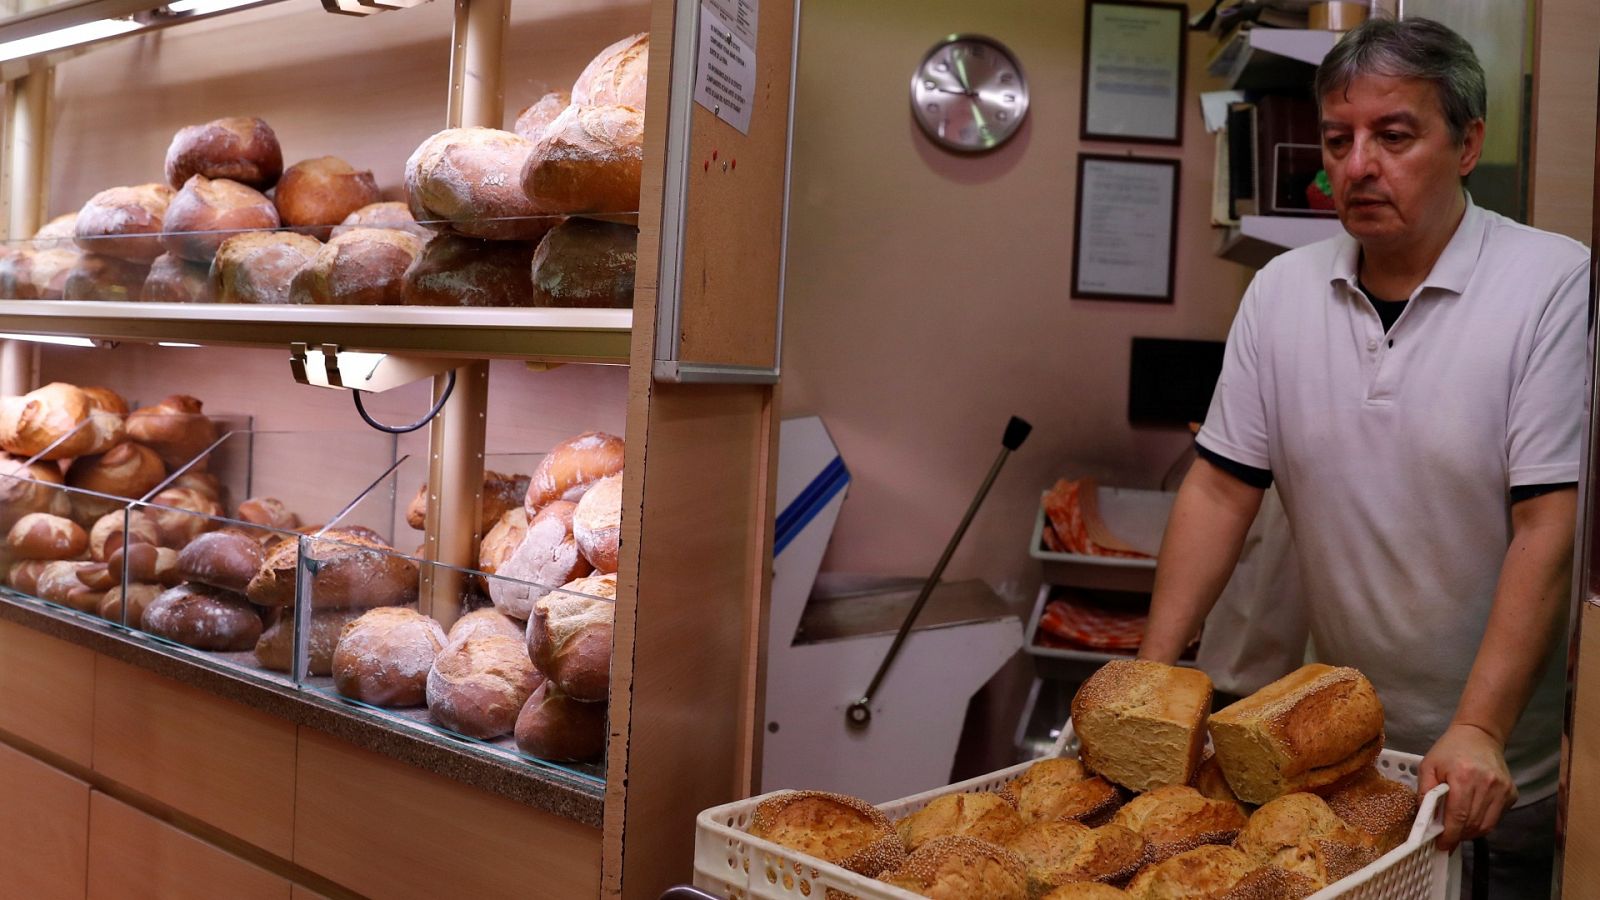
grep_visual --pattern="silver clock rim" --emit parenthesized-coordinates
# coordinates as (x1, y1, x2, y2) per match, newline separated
(909, 32, 1030, 154)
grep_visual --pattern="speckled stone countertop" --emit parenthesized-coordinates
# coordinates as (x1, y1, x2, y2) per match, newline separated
(0, 592, 605, 828)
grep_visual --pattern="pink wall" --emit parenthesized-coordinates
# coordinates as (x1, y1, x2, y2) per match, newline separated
(778, 0, 1252, 605)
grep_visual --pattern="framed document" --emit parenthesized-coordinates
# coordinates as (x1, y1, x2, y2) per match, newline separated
(1080, 0, 1187, 144)
(1072, 154, 1180, 303)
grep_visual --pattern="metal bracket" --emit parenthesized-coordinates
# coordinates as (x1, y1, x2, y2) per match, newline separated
(289, 343, 457, 393)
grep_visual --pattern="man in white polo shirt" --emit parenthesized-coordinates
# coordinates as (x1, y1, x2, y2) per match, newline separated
(1139, 17, 1587, 897)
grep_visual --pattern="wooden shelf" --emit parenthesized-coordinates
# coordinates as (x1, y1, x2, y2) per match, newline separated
(1207, 27, 1339, 92)
(1216, 214, 1343, 267)
(0, 302, 633, 363)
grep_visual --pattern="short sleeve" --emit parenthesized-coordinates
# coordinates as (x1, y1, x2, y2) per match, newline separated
(1196, 276, 1272, 471)
(1507, 260, 1590, 487)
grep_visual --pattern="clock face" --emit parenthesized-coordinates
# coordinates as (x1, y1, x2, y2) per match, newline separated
(911, 35, 1029, 153)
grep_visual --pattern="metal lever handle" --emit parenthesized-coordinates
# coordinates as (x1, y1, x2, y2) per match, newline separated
(847, 416, 1031, 728)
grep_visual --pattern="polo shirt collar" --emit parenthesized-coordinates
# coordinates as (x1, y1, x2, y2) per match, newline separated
(1329, 192, 1485, 298)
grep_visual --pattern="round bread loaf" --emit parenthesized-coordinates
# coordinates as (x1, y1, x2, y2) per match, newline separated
(161, 176, 281, 263)
(212, 230, 320, 303)
(62, 254, 150, 302)
(1321, 767, 1419, 855)
(30, 213, 78, 251)
(177, 530, 265, 593)
(878, 835, 1029, 900)
(526, 431, 624, 513)
(5, 559, 51, 594)
(65, 442, 167, 523)
(529, 217, 637, 308)
(513, 91, 570, 143)
(491, 502, 590, 619)
(0, 382, 107, 460)
(141, 253, 215, 302)
(513, 681, 604, 761)
(0, 248, 77, 299)
(7, 513, 87, 560)
(522, 104, 644, 215)
(99, 582, 163, 625)
(1193, 753, 1243, 806)
(528, 571, 614, 702)
(125, 395, 219, 469)
(748, 791, 906, 878)
(169, 469, 224, 503)
(331, 202, 430, 241)
(109, 542, 181, 586)
(246, 528, 419, 608)
(254, 607, 364, 675)
(81, 390, 128, 462)
(165, 117, 283, 190)
(447, 608, 525, 644)
(236, 497, 300, 532)
(80, 386, 128, 416)
(141, 583, 262, 651)
(274, 156, 382, 237)
(477, 507, 528, 580)
(571, 33, 649, 109)
(426, 633, 541, 738)
(89, 509, 159, 561)
(1234, 793, 1372, 887)
(896, 792, 1026, 854)
(332, 606, 448, 706)
(1124, 845, 1258, 897)
(572, 472, 621, 574)
(1005, 757, 1124, 826)
(35, 560, 101, 611)
(75, 562, 118, 592)
(1110, 785, 1248, 865)
(74, 184, 174, 262)
(406, 469, 530, 533)
(404, 127, 553, 241)
(0, 455, 71, 531)
(145, 486, 225, 547)
(1003, 821, 1146, 893)
(400, 235, 537, 306)
(1039, 885, 1132, 899)
(288, 227, 422, 305)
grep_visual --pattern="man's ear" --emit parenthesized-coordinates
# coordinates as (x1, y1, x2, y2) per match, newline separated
(1458, 118, 1485, 177)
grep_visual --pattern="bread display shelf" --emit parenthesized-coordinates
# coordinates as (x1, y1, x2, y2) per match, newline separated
(693, 723, 1455, 900)
(0, 301, 632, 363)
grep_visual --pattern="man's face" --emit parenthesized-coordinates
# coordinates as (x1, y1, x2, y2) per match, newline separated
(1320, 74, 1483, 249)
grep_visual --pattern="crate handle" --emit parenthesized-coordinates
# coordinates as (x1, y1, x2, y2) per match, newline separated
(1409, 782, 1450, 845)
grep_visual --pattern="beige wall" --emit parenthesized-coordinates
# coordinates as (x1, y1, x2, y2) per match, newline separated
(779, 0, 1250, 600)
(1529, 0, 1598, 241)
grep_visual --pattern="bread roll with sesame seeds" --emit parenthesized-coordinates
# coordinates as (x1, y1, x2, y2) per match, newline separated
(1039, 885, 1131, 900)
(1004, 757, 1124, 826)
(1234, 793, 1374, 887)
(877, 835, 1028, 900)
(1110, 784, 1247, 865)
(1003, 821, 1145, 894)
(748, 790, 906, 878)
(895, 792, 1024, 854)
(1320, 767, 1419, 855)
(1123, 845, 1257, 898)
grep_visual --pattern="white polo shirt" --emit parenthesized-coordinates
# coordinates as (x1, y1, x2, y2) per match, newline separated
(1198, 197, 1589, 804)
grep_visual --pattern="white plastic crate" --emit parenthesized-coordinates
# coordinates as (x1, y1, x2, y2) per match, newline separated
(694, 723, 1459, 899)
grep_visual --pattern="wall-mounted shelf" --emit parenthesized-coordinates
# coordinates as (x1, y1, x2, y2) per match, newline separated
(1208, 27, 1339, 92)
(1216, 214, 1343, 267)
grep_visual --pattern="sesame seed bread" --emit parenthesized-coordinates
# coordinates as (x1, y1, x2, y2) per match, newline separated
(1072, 660, 1214, 792)
(1320, 767, 1420, 855)
(877, 835, 1028, 900)
(1110, 784, 1248, 864)
(1123, 845, 1257, 899)
(1234, 793, 1375, 888)
(1003, 821, 1146, 894)
(895, 791, 1025, 854)
(748, 791, 905, 877)
(1005, 757, 1126, 826)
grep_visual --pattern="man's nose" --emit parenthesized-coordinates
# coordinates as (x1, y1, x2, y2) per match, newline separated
(1345, 137, 1381, 181)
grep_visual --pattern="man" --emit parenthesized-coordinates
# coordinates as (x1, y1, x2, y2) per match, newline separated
(1140, 17, 1587, 897)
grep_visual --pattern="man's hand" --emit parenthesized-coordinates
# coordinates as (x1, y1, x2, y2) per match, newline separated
(1418, 722, 1517, 851)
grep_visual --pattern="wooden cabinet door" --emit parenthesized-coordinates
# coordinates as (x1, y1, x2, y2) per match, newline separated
(0, 742, 89, 900)
(87, 792, 291, 900)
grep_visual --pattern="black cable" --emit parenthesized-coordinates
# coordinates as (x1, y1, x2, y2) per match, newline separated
(351, 370, 456, 434)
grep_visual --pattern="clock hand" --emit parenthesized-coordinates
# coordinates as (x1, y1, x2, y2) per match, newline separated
(934, 87, 978, 97)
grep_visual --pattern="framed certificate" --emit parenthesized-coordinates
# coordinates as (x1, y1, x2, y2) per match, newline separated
(1071, 154, 1180, 303)
(1080, 0, 1187, 144)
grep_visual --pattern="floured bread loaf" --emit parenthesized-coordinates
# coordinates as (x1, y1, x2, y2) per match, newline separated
(528, 571, 614, 701)
(289, 227, 422, 305)
(513, 91, 570, 143)
(513, 681, 604, 761)
(572, 473, 621, 574)
(0, 455, 71, 531)
(165, 116, 283, 191)
(1072, 659, 1213, 792)
(246, 527, 418, 609)
(405, 469, 528, 532)
(331, 202, 431, 241)
(141, 583, 262, 651)
(404, 127, 554, 242)
(571, 33, 648, 110)
(253, 607, 363, 675)
(491, 501, 591, 619)
(426, 633, 541, 738)
(747, 790, 906, 877)
(141, 253, 213, 302)
(74, 184, 173, 262)
(526, 431, 625, 513)
(522, 104, 644, 216)
(1209, 664, 1385, 805)
(447, 608, 524, 644)
(332, 606, 448, 707)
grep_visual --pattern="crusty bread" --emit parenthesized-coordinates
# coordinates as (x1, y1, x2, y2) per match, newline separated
(1124, 845, 1257, 899)
(109, 542, 180, 586)
(571, 33, 649, 110)
(145, 486, 225, 547)
(526, 431, 625, 513)
(0, 455, 71, 531)
(99, 582, 163, 625)
(274, 156, 381, 237)
(64, 442, 167, 522)
(62, 253, 150, 302)
(522, 104, 644, 215)
(1192, 752, 1243, 806)
(0, 383, 106, 460)
(1110, 785, 1247, 864)
(235, 497, 300, 532)
(161, 176, 282, 263)
(529, 217, 637, 308)
(1320, 767, 1419, 855)
(212, 230, 321, 304)
(332, 606, 448, 707)
(447, 608, 524, 645)
(477, 507, 528, 582)
(5, 559, 51, 595)
(877, 835, 1028, 900)
(141, 253, 214, 302)
(1209, 665, 1385, 805)
(246, 528, 419, 609)
(400, 235, 536, 307)
(141, 583, 262, 651)
(572, 472, 621, 574)
(748, 791, 906, 877)
(513, 681, 604, 761)
(253, 607, 363, 676)
(513, 91, 570, 143)
(404, 127, 554, 241)
(0, 248, 77, 300)
(289, 227, 421, 305)
(89, 510, 159, 562)
(74, 184, 173, 262)
(1004, 757, 1123, 826)
(7, 513, 88, 560)
(35, 560, 101, 611)
(1040, 885, 1131, 900)
(331, 202, 431, 241)
(1234, 793, 1374, 888)
(528, 571, 615, 701)
(1072, 660, 1213, 792)
(405, 469, 529, 533)
(425, 633, 541, 739)
(177, 530, 266, 593)
(895, 792, 1024, 854)
(165, 117, 283, 191)
(125, 394, 218, 469)
(490, 501, 591, 619)
(1216, 867, 1321, 900)
(1004, 821, 1144, 894)
(30, 213, 78, 251)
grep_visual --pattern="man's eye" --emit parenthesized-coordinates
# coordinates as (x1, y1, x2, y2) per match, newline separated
(1382, 132, 1410, 144)
(1324, 136, 1349, 150)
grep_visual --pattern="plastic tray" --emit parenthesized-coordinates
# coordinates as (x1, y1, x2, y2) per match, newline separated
(1030, 487, 1171, 592)
(694, 723, 1458, 900)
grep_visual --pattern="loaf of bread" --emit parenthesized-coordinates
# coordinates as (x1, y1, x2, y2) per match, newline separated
(1072, 659, 1213, 792)
(246, 528, 419, 609)
(1234, 793, 1372, 888)
(288, 227, 422, 305)
(426, 633, 541, 738)
(447, 607, 525, 644)
(332, 606, 448, 707)
(522, 104, 644, 215)
(572, 472, 621, 574)
(62, 254, 150, 302)
(896, 792, 1025, 854)
(79, 386, 128, 417)
(75, 561, 119, 591)
(274, 157, 382, 237)
(1039, 885, 1131, 900)
(331, 202, 431, 241)
(1320, 768, 1419, 855)
(526, 431, 625, 513)
(477, 507, 527, 583)
(1123, 846, 1258, 898)
(109, 542, 181, 586)
(4, 559, 50, 595)
(528, 571, 614, 701)
(404, 127, 554, 241)
(0, 248, 76, 300)
(490, 501, 591, 619)
(0, 455, 71, 531)
(73, 184, 174, 263)
(141, 253, 215, 302)
(253, 607, 364, 675)
(35, 560, 101, 611)
(1192, 752, 1243, 806)
(405, 469, 529, 533)
(89, 509, 159, 561)
(170, 469, 223, 504)
(571, 34, 649, 110)
(512, 681, 605, 761)
(235, 497, 300, 532)
(878, 835, 1028, 900)
(513, 91, 570, 143)
(177, 530, 266, 593)
(1003, 821, 1145, 894)
(1110, 785, 1247, 864)
(125, 395, 219, 469)
(162, 176, 281, 263)
(64, 441, 167, 522)
(529, 217, 637, 308)
(30, 213, 78, 251)
(212, 230, 321, 303)
(1004, 757, 1123, 826)
(165, 117, 283, 191)
(747, 791, 906, 877)
(7, 513, 88, 560)
(146, 486, 225, 547)
(1215, 867, 1321, 900)
(1209, 665, 1385, 805)
(99, 582, 163, 625)
(400, 235, 536, 306)
(141, 583, 262, 651)
(0, 382, 117, 460)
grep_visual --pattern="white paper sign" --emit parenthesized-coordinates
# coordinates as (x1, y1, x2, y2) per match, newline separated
(695, 3, 757, 134)
(704, 0, 758, 48)
(1084, 3, 1183, 141)
(1074, 158, 1177, 301)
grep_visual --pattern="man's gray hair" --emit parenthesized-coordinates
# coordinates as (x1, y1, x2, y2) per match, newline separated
(1314, 17, 1486, 145)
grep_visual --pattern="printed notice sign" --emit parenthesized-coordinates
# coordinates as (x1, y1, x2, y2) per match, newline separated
(694, 1, 757, 135)
(704, 0, 757, 47)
